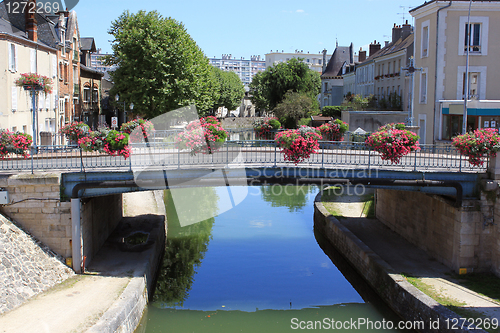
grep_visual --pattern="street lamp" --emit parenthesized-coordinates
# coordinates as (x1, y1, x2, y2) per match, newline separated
(462, 0, 473, 134)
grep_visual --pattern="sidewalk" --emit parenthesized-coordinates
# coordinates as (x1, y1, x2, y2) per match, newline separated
(325, 195, 500, 324)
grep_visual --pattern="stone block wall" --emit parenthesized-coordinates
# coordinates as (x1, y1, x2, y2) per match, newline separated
(375, 189, 495, 273)
(493, 193, 500, 276)
(0, 173, 72, 258)
(81, 194, 122, 267)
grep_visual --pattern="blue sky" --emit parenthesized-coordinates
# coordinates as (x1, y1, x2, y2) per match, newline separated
(74, 0, 417, 59)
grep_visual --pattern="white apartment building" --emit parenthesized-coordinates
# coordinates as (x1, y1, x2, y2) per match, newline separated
(265, 50, 330, 73)
(209, 54, 266, 87)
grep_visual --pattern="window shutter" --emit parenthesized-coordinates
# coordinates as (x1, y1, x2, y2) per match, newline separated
(30, 49, 36, 73)
(11, 87, 17, 111)
(8, 43, 12, 71)
(46, 93, 50, 110)
(52, 55, 57, 78)
(14, 45, 18, 72)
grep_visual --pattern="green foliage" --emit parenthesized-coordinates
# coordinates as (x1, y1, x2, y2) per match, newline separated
(212, 67, 245, 112)
(260, 185, 315, 212)
(273, 91, 316, 128)
(378, 92, 402, 111)
(249, 58, 321, 111)
(297, 117, 312, 127)
(342, 93, 369, 110)
(106, 10, 218, 118)
(321, 105, 345, 118)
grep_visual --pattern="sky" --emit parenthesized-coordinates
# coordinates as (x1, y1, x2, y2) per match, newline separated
(73, 0, 418, 59)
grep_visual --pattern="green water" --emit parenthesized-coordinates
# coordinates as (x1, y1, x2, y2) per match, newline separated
(137, 185, 408, 333)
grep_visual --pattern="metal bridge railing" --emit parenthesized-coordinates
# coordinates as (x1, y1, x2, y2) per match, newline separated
(0, 141, 487, 173)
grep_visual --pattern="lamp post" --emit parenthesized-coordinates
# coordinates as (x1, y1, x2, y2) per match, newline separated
(462, 0, 473, 134)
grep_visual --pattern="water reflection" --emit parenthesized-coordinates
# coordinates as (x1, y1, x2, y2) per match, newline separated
(260, 184, 315, 212)
(152, 189, 216, 307)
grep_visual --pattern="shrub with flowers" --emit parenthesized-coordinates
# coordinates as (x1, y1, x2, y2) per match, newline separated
(318, 119, 349, 141)
(275, 126, 322, 164)
(253, 117, 281, 139)
(366, 123, 420, 164)
(103, 130, 130, 159)
(176, 117, 228, 155)
(77, 127, 109, 153)
(60, 122, 90, 143)
(120, 118, 155, 143)
(0, 130, 32, 159)
(452, 128, 500, 166)
(15, 73, 53, 94)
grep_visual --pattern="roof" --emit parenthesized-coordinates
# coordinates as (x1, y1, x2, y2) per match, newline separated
(80, 37, 96, 52)
(0, 0, 60, 49)
(80, 64, 104, 76)
(357, 33, 413, 66)
(321, 45, 352, 79)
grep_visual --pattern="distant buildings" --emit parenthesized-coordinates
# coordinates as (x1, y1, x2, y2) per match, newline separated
(265, 50, 329, 73)
(209, 54, 265, 87)
(90, 48, 114, 73)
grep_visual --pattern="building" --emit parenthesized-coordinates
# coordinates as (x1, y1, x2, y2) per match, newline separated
(90, 48, 115, 73)
(410, 0, 500, 144)
(80, 37, 103, 130)
(265, 50, 329, 73)
(372, 22, 414, 112)
(0, 0, 60, 145)
(209, 54, 265, 87)
(320, 44, 354, 108)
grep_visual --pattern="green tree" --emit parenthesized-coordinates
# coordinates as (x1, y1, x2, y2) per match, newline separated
(273, 91, 316, 128)
(249, 58, 321, 111)
(105, 10, 219, 118)
(212, 67, 245, 112)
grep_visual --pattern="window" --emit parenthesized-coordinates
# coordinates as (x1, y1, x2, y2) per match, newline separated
(465, 23, 481, 52)
(8, 43, 16, 72)
(30, 49, 37, 73)
(59, 62, 63, 80)
(462, 72, 480, 99)
(92, 87, 98, 103)
(420, 72, 427, 104)
(459, 16, 488, 55)
(422, 26, 429, 57)
(83, 86, 90, 103)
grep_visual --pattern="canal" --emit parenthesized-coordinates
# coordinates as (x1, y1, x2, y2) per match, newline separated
(136, 185, 407, 332)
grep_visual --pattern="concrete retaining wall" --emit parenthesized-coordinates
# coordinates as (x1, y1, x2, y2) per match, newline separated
(314, 194, 485, 333)
(341, 111, 407, 133)
(375, 189, 496, 273)
(494, 196, 500, 276)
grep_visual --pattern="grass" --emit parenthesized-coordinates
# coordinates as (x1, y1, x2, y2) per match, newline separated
(321, 187, 375, 218)
(402, 273, 500, 333)
(455, 273, 500, 303)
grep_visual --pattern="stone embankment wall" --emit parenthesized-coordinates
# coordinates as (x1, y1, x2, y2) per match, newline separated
(494, 193, 500, 277)
(0, 213, 74, 315)
(0, 173, 72, 257)
(375, 189, 498, 275)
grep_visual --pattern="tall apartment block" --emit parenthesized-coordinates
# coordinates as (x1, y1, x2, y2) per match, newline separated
(209, 54, 266, 87)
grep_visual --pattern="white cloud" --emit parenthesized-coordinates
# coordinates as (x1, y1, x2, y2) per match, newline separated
(296, 9, 305, 13)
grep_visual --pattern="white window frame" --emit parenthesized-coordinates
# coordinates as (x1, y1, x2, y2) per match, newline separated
(420, 69, 428, 104)
(457, 66, 487, 100)
(421, 20, 430, 58)
(8, 43, 17, 72)
(458, 16, 489, 56)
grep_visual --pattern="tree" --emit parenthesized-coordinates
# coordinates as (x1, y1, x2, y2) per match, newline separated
(249, 58, 321, 111)
(273, 91, 316, 128)
(105, 10, 219, 118)
(212, 67, 245, 112)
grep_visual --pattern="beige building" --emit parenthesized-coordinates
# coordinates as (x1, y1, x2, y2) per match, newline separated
(410, 0, 500, 144)
(0, 7, 59, 145)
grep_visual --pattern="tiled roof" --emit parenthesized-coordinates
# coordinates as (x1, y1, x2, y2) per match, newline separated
(321, 46, 352, 78)
(80, 37, 96, 52)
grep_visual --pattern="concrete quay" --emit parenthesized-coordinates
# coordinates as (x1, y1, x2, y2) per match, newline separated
(314, 192, 500, 333)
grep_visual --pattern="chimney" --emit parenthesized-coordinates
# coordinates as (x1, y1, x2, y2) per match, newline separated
(369, 40, 381, 57)
(359, 49, 366, 62)
(25, 0, 37, 42)
(402, 20, 412, 40)
(392, 23, 402, 43)
(322, 49, 327, 73)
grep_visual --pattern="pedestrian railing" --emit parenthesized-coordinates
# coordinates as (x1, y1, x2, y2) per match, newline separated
(0, 141, 487, 173)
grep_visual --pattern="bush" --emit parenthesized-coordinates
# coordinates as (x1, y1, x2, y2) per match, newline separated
(452, 128, 500, 166)
(275, 126, 322, 164)
(321, 106, 344, 118)
(318, 119, 349, 141)
(366, 124, 420, 164)
(176, 117, 228, 155)
(0, 130, 32, 159)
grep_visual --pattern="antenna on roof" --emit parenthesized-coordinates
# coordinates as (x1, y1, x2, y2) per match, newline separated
(398, 5, 414, 24)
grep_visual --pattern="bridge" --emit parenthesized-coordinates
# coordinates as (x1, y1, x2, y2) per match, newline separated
(0, 140, 494, 273)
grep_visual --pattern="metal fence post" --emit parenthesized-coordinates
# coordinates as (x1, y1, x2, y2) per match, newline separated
(177, 148, 181, 169)
(414, 149, 418, 172)
(226, 143, 229, 168)
(367, 147, 371, 171)
(321, 145, 324, 169)
(274, 144, 277, 168)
